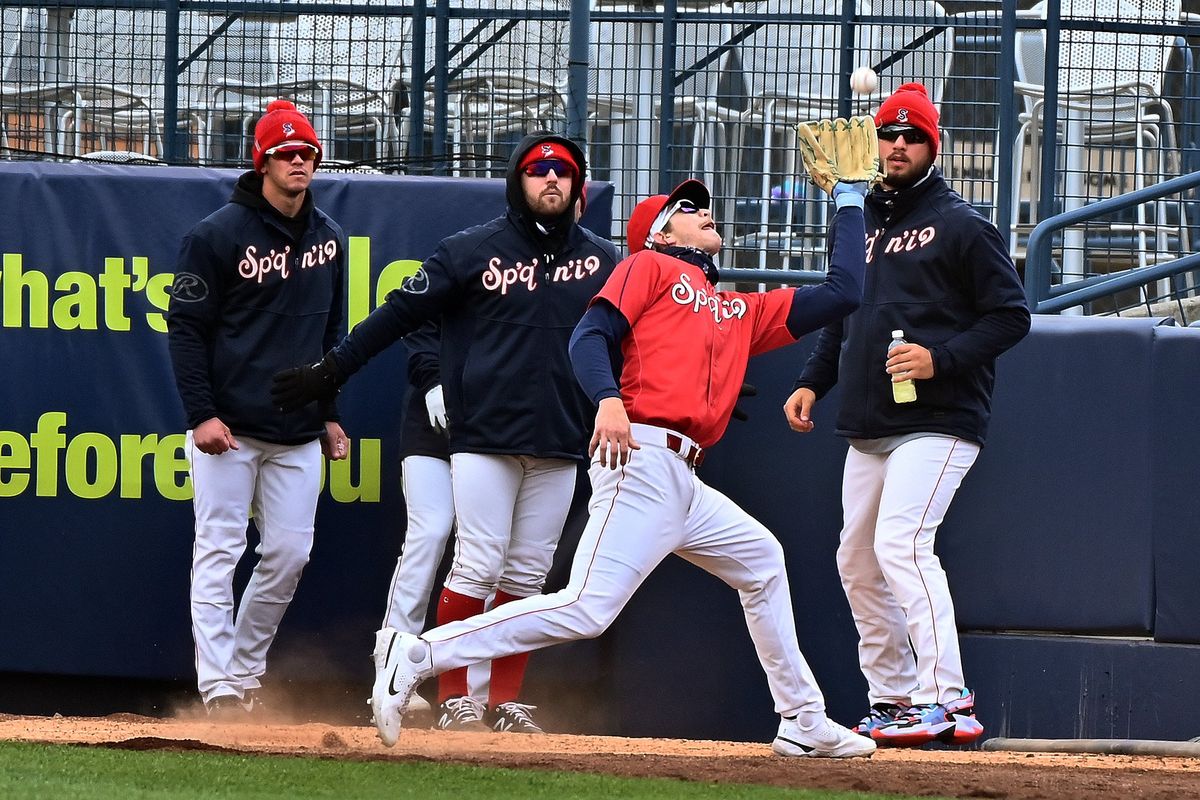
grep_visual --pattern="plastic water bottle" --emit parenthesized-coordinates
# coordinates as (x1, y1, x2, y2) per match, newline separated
(889, 330, 917, 404)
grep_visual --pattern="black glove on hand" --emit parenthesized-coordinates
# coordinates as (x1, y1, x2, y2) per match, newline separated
(271, 353, 344, 412)
(731, 382, 758, 422)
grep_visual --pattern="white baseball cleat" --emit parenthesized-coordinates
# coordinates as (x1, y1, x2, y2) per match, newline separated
(370, 627, 433, 746)
(772, 716, 877, 758)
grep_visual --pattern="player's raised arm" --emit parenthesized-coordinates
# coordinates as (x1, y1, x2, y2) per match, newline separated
(783, 116, 879, 338)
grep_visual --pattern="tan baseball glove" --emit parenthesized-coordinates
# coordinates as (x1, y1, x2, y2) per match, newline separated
(795, 116, 881, 196)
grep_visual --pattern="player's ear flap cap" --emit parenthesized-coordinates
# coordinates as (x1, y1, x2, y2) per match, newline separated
(627, 179, 711, 254)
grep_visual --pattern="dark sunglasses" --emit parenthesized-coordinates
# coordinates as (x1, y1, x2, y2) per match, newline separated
(877, 125, 930, 145)
(672, 199, 700, 214)
(523, 159, 573, 177)
(266, 143, 319, 162)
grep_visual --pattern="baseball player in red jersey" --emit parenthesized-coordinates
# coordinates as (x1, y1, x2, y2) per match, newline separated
(369, 174, 875, 756)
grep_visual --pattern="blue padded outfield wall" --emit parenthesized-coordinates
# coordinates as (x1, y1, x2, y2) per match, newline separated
(3, 162, 1200, 743)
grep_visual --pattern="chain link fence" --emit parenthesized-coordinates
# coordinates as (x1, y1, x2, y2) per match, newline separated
(2, 0, 1197, 312)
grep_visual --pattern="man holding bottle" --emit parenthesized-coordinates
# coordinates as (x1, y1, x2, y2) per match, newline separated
(783, 83, 1030, 747)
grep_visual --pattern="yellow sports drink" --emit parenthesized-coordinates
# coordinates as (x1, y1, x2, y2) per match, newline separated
(889, 330, 917, 404)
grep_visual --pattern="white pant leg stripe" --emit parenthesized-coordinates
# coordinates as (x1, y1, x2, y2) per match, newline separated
(428, 463, 632, 660)
(908, 438, 960, 702)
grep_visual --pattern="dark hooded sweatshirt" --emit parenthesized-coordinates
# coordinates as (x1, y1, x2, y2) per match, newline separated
(328, 133, 621, 461)
(795, 168, 1030, 445)
(167, 171, 346, 444)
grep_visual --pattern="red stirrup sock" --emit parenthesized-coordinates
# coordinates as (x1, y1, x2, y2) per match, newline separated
(435, 588, 485, 702)
(487, 590, 533, 706)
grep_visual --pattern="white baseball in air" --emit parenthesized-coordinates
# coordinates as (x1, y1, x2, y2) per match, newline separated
(850, 66, 879, 95)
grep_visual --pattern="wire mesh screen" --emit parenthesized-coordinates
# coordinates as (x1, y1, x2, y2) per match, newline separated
(198, 4, 407, 167)
(424, 0, 570, 177)
(1, 0, 1198, 314)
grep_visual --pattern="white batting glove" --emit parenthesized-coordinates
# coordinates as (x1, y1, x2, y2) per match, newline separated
(425, 385, 448, 433)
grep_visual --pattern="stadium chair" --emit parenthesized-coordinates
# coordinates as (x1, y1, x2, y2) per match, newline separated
(0, 7, 79, 159)
(67, 9, 165, 157)
(1011, 0, 1188, 281)
(203, 11, 402, 165)
(418, 0, 570, 178)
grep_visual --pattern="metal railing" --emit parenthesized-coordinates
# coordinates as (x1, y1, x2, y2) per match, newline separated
(1025, 169, 1200, 319)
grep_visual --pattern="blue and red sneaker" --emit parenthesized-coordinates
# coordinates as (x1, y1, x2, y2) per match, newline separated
(851, 702, 909, 738)
(871, 689, 984, 747)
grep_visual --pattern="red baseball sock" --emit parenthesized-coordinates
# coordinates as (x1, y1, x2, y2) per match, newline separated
(436, 588, 485, 703)
(487, 590, 532, 706)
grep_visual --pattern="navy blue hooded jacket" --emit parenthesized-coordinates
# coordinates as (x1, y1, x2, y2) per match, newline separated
(329, 133, 620, 461)
(796, 168, 1030, 445)
(168, 171, 346, 444)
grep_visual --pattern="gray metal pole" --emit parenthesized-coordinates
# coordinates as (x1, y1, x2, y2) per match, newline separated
(566, 0, 590, 148)
(838, 0, 857, 119)
(432, 0, 450, 175)
(995, 0, 1017, 239)
(658, 0, 678, 193)
(163, 0, 181, 162)
(409, 0, 428, 169)
(1038, 0, 1061, 225)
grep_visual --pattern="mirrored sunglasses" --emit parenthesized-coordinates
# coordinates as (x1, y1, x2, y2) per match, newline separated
(877, 125, 930, 145)
(670, 199, 700, 215)
(523, 159, 573, 177)
(648, 198, 704, 242)
(266, 143, 319, 162)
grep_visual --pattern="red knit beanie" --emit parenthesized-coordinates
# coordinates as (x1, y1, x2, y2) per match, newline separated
(517, 140, 579, 177)
(252, 99, 322, 171)
(874, 82, 940, 158)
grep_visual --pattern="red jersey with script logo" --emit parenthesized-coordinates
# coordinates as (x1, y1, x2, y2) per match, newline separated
(594, 250, 797, 448)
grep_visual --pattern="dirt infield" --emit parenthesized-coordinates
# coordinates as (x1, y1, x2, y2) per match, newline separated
(2, 713, 1199, 798)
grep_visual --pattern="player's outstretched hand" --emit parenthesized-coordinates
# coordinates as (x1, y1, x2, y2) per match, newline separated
(590, 397, 640, 469)
(783, 387, 818, 433)
(271, 352, 344, 412)
(796, 116, 881, 196)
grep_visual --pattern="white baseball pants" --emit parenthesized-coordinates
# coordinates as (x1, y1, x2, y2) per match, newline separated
(187, 432, 320, 704)
(836, 434, 980, 706)
(423, 424, 828, 722)
(382, 455, 456, 633)
(445, 452, 576, 600)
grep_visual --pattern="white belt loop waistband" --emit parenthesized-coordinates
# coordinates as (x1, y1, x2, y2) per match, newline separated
(629, 423, 705, 468)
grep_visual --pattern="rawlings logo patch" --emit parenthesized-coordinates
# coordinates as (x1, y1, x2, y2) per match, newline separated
(282, 122, 295, 135)
(896, 108, 909, 123)
(170, 272, 209, 302)
(540, 143, 554, 158)
(402, 268, 430, 295)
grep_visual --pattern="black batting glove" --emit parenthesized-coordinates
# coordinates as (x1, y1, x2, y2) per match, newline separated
(271, 352, 345, 412)
(731, 382, 758, 422)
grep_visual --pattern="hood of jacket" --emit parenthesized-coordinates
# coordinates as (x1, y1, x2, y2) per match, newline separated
(504, 132, 587, 246)
(231, 170, 315, 234)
